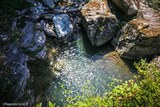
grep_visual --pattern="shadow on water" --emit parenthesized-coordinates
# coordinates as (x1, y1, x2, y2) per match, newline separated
(76, 28, 115, 62)
(80, 28, 114, 56)
(28, 59, 57, 105)
(121, 58, 138, 73)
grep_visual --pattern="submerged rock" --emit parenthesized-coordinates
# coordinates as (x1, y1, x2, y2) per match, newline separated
(81, 0, 118, 46)
(54, 59, 65, 72)
(20, 22, 46, 59)
(53, 14, 73, 43)
(114, 8, 160, 59)
(111, 0, 138, 16)
(103, 51, 131, 71)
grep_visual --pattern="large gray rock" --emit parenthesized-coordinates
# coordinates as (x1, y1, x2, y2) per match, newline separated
(0, 44, 30, 101)
(113, 8, 160, 59)
(20, 22, 46, 59)
(81, 0, 118, 46)
(53, 14, 73, 42)
(111, 0, 138, 16)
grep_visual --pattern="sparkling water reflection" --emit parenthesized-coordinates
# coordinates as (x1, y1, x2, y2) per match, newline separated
(45, 30, 134, 106)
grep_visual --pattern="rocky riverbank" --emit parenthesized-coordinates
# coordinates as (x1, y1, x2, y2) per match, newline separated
(0, 0, 159, 106)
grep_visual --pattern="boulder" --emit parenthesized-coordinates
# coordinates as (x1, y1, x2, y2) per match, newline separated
(81, 0, 118, 46)
(111, 0, 138, 16)
(114, 8, 160, 59)
(150, 56, 160, 70)
(20, 22, 46, 59)
(103, 51, 131, 71)
(53, 14, 73, 43)
(0, 44, 29, 101)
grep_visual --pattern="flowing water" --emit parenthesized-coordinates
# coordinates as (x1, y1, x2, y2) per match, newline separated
(30, 30, 135, 106)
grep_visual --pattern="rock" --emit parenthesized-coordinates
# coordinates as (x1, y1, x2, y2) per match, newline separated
(103, 51, 130, 71)
(29, 2, 46, 20)
(0, 33, 10, 46)
(36, 46, 47, 59)
(25, 0, 36, 5)
(43, 21, 57, 37)
(54, 59, 65, 72)
(136, 8, 160, 23)
(12, 18, 17, 31)
(0, 44, 29, 101)
(111, 0, 138, 16)
(150, 56, 160, 70)
(114, 9, 160, 59)
(43, 0, 55, 9)
(20, 22, 46, 59)
(81, 0, 118, 46)
(42, 14, 54, 21)
(137, 0, 150, 10)
(53, 14, 73, 42)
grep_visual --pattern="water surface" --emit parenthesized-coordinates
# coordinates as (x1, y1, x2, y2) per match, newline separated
(42, 30, 135, 106)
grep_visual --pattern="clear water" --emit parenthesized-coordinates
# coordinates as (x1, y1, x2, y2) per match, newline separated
(42, 30, 135, 106)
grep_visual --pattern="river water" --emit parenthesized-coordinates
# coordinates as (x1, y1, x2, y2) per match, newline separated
(30, 30, 135, 106)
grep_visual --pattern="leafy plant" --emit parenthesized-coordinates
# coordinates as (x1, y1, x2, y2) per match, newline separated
(36, 101, 55, 107)
(35, 59, 160, 107)
(66, 59, 160, 107)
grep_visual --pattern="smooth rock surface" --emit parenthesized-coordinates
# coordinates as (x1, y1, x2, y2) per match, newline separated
(53, 14, 73, 42)
(81, 0, 118, 46)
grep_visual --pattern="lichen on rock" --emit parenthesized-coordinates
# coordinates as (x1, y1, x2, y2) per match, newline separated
(113, 8, 160, 59)
(81, 0, 118, 47)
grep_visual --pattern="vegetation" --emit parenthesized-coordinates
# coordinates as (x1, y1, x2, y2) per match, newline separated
(148, 0, 160, 10)
(36, 59, 160, 107)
